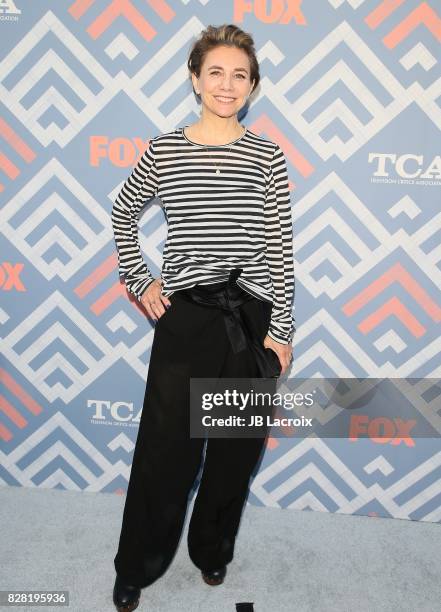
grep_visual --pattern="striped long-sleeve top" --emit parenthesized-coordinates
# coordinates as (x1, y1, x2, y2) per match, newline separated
(111, 126, 295, 344)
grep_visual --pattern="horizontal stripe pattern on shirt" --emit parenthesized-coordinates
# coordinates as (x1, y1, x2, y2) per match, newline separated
(111, 126, 295, 344)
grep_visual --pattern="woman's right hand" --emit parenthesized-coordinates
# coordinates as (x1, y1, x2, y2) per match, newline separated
(140, 278, 171, 321)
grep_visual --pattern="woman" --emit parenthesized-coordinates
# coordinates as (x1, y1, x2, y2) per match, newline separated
(111, 24, 295, 612)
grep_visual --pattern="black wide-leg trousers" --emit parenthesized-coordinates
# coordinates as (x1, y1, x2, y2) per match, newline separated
(114, 276, 274, 588)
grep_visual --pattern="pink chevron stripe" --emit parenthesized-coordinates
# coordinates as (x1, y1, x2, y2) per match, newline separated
(0, 151, 19, 180)
(343, 263, 441, 321)
(74, 252, 149, 313)
(83, 0, 175, 41)
(75, 254, 116, 299)
(266, 437, 279, 450)
(90, 283, 129, 315)
(70, 0, 175, 24)
(383, 3, 441, 48)
(0, 369, 43, 416)
(0, 118, 36, 162)
(252, 115, 314, 179)
(69, 0, 95, 19)
(0, 423, 12, 442)
(358, 296, 426, 336)
(0, 393, 28, 428)
(86, 0, 155, 41)
(144, 0, 174, 20)
(365, 0, 405, 29)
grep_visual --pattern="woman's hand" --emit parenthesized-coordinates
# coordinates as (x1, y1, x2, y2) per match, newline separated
(263, 334, 293, 376)
(140, 278, 171, 321)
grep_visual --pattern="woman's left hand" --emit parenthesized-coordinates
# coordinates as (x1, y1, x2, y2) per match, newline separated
(263, 335, 293, 376)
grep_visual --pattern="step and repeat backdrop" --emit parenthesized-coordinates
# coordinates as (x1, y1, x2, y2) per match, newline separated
(0, 1, 440, 523)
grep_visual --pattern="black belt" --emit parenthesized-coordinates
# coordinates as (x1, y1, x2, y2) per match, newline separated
(177, 268, 281, 378)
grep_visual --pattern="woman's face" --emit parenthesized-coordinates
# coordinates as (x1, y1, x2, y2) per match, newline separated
(192, 45, 254, 119)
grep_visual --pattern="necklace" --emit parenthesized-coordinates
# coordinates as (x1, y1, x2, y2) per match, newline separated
(184, 125, 246, 175)
(204, 142, 233, 175)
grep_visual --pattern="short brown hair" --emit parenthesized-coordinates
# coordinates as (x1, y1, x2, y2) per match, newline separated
(187, 24, 260, 98)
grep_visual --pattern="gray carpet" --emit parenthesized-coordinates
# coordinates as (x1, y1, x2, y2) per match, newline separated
(1, 485, 440, 611)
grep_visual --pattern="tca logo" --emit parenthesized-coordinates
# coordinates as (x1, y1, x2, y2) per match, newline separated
(349, 415, 416, 446)
(0, 0, 21, 15)
(89, 400, 141, 423)
(369, 153, 441, 179)
(235, 0, 305, 24)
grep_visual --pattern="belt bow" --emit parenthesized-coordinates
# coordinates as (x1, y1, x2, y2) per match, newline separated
(178, 268, 281, 378)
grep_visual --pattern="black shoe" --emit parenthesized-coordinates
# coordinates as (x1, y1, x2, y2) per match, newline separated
(201, 565, 227, 586)
(113, 574, 141, 611)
